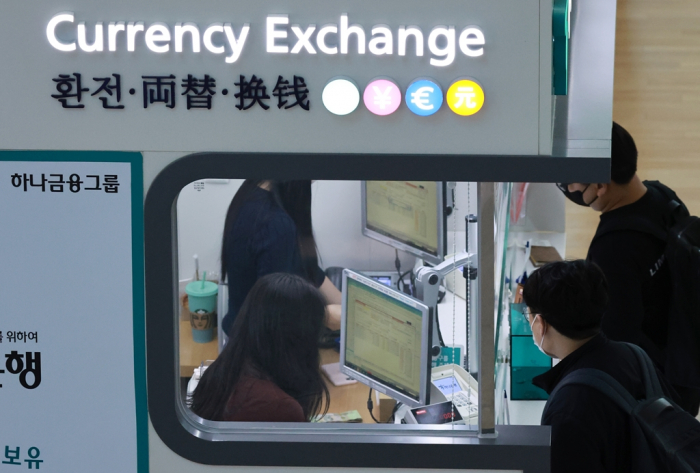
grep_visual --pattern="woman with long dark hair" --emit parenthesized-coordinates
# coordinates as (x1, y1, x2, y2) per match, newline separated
(190, 273, 329, 422)
(220, 180, 341, 336)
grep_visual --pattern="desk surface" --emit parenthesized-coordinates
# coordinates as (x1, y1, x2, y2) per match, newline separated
(179, 320, 218, 378)
(178, 291, 544, 425)
(320, 349, 380, 424)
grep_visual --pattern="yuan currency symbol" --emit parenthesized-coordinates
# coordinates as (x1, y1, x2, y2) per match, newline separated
(454, 87, 477, 109)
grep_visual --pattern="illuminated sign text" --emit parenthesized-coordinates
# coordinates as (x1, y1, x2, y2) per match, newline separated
(47, 13, 485, 67)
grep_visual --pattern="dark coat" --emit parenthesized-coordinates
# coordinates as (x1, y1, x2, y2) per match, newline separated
(533, 334, 678, 473)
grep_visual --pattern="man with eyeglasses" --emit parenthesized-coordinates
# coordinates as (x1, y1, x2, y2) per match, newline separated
(556, 122, 699, 415)
(523, 260, 678, 473)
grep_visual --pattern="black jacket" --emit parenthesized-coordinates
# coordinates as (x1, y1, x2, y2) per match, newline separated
(587, 181, 685, 369)
(532, 334, 678, 473)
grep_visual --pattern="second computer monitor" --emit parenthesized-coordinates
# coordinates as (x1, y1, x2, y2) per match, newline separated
(340, 269, 432, 408)
(362, 181, 446, 265)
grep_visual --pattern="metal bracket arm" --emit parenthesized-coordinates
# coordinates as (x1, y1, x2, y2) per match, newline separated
(414, 251, 476, 308)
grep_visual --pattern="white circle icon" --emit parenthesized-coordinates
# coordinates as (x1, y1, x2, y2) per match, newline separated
(322, 78, 360, 116)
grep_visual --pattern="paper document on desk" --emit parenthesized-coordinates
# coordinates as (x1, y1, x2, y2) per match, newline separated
(314, 410, 363, 423)
(321, 362, 358, 386)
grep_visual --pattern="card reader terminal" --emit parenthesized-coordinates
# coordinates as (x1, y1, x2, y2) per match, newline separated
(430, 364, 479, 420)
(402, 363, 478, 424)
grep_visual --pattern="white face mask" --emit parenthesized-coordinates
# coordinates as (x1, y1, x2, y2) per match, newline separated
(530, 314, 548, 356)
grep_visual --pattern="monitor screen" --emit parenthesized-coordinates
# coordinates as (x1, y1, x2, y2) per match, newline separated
(369, 275, 393, 287)
(340, 270, 432, 407)
(362, 181, 445, 265)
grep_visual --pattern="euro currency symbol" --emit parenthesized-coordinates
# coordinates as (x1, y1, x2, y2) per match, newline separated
(410, 86, 435, 111)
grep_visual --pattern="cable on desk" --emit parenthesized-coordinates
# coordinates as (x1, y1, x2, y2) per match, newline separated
(395, 250, 417, 296)
(367, 387, 404, 423)
(394, 249, 403, 288)
(398, 269, 413, 295)
(434, 304, 446, 347)
(388, 400, 402, 423)
(367, 388, 381, 423)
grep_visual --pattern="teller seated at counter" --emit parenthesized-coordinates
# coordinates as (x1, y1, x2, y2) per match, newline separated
(189, 272, 329, 422)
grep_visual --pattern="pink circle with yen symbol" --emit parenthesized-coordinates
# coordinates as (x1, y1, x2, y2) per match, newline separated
(363, 79, 402, 116)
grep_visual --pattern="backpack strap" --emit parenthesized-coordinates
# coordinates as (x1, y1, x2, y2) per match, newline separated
(543, 368, 637, 423)
(543, 344, 669, 424)
(644, 181, 690, 222)
(592, 181, 688, 244)
(646, 181, 675, 202)
(623, 342, 665, 399)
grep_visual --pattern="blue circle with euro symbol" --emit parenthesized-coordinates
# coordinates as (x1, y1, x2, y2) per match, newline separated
(405, 79, 443, 116)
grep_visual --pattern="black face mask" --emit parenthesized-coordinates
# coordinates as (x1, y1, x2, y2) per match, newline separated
(556, 183, 598, 207)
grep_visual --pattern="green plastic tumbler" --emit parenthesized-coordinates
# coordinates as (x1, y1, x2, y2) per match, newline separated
(185, 280, 218, 343)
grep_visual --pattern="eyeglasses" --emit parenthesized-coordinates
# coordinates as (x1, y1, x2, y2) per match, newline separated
(522, 307, 536, 324)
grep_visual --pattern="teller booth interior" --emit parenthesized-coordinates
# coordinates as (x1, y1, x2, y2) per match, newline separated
(176, 179, 563, 426)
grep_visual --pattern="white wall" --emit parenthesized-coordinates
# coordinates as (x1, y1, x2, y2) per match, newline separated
(176, 181, 479, 283)
(509, 183, 566, 233)
(176, 179, 244, 283)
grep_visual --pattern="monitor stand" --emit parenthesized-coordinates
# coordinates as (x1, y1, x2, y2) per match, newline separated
(414, 252, 475, 357)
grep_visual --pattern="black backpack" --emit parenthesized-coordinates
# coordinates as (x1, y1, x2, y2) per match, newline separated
(592, 181, 700, 388)
(545, 343, 700, 472)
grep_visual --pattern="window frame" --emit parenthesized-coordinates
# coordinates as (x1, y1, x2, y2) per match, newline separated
(144, 151, 599, 468)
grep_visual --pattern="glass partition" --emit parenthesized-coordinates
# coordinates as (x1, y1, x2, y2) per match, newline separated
(494, 182, 513, 423)
(494, 183, 564, 425)
(144, 153, 552, 469)
(174, 179, 484, 432)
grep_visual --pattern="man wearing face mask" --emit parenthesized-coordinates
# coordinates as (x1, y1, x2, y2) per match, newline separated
(524, 260, 679, 473)
(557, 121, 699, 415)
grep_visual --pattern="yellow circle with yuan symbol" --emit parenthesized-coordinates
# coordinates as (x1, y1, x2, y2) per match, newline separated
(446, 80, 484, 116)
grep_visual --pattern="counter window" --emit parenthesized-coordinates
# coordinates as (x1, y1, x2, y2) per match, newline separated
(144, 153, 546, 469)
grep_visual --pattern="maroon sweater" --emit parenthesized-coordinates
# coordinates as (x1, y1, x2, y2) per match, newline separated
(222, 376, 305, 422)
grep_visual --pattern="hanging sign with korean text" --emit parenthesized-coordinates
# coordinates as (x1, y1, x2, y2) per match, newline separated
(0, 0, 552, 156)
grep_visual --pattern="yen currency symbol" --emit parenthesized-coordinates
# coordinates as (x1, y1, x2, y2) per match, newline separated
(373, 86, 393, 109)
(363, 79, 401, 116)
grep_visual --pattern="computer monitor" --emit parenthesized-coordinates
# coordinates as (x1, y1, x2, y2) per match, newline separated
(340, 269, 432, 407)
(362, 181, 446, 265)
